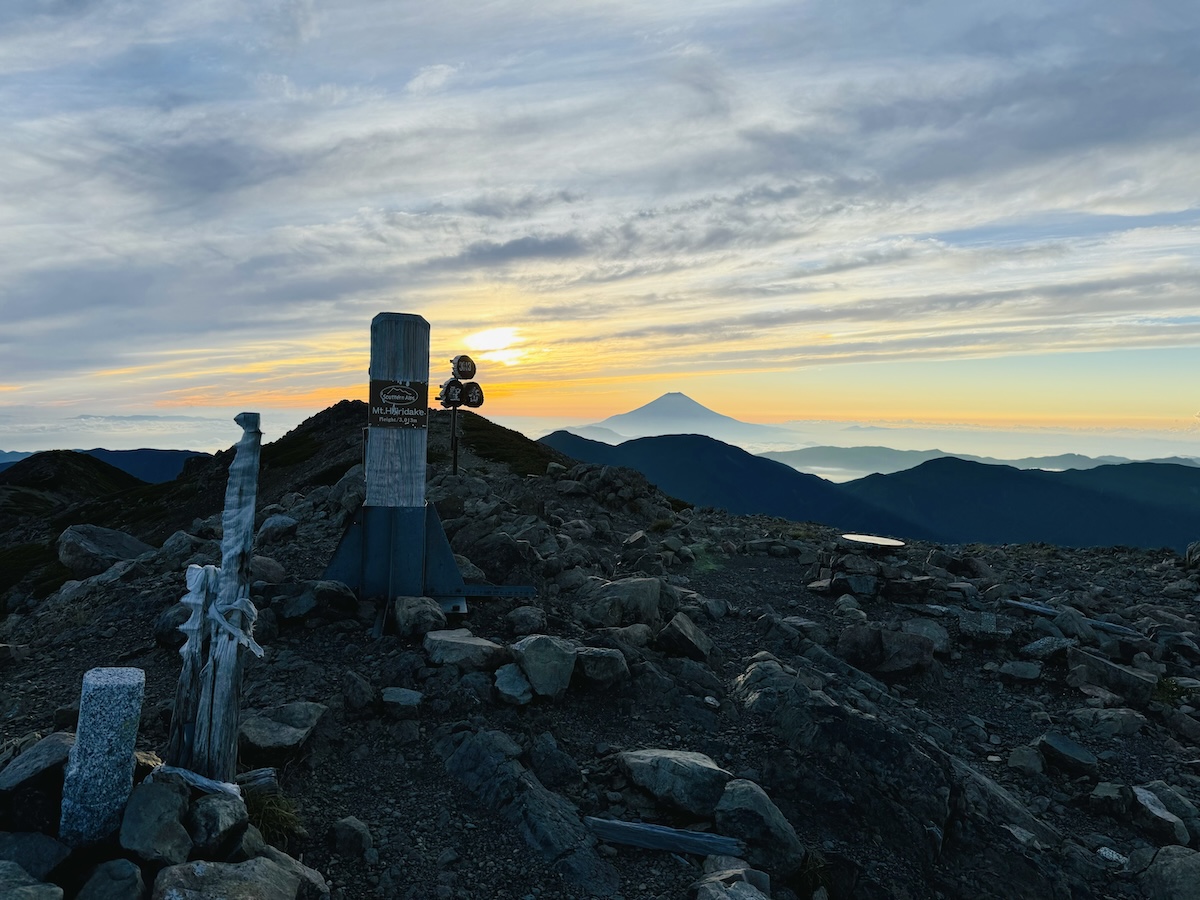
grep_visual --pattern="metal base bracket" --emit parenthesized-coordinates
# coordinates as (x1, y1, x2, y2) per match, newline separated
(324, 502, 536, 617)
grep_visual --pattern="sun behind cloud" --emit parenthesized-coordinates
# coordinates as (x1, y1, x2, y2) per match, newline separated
(464, 327, 526, 366)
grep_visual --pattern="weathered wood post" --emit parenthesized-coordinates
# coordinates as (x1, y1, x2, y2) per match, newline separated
(366, 313, 430, 507)
(165, 563, 220, 769)
(358, 314, 430, 603)
(191, 412, 265, 782)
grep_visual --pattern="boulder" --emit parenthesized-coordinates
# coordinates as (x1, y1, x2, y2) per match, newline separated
(380, 687, 423, 719)
(836, 624, 933, 679)
(1141, 845, 1200, 900)
(901, 618, 950, 654)
(119, 779, 192, 866)
(342, 670, 376, 711)
(999, 661, 1043, 683)
(656, 613, 714, 662)
(0, 832, 69, 881)
(152, 603, 191, 650)
(255, 514, 299, 546)
(1143, 780, 1200, 843)
(714, 779, 806, 877)
(512, 635, 576, 699)
(1066, 647, 1156, 708)
(1069, 707, 1147, 739)
(240, 702, 327, 759)
(530, 733, 580, 789)
(830, 572, 878, 597)
(423, 629, 508, 671)
(882, 576, 934, 603)
(459, 532, 541, 586)
(76, 858, 146, 900)
(392, 596, 447, 638)
(185, 792, 250, 858)
(251, 555, 287, 584)
(618, 749, 732, 816)
(1034, 732, 1098, 776)
(151, 856, 315, 900)
(506, 606, 546, 636)
(274, 580, 357, 623)
(575, 647, 630, 686)
(57, 525, 154, 578)
(0, 860, 62, 900)
(1132, 786, 1191, 846)
(583, 578, 665, 628)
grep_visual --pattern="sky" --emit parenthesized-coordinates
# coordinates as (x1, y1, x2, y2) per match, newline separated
(1, 0, 1198, 457)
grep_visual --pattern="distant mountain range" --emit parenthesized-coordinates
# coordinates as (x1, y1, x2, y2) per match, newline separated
(762, 445, 1200, 479)
(0, 448, 207, 483)
(565, 393, 1200, 478)
(540, 430, 1200, 553)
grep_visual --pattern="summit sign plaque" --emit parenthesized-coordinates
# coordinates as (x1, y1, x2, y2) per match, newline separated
(369, 379, 429, 429)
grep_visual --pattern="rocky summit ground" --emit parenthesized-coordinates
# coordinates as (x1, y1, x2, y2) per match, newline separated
(3, 402, 1200, 900)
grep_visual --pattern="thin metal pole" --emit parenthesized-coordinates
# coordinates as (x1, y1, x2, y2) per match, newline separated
(451, 406, 459, 475)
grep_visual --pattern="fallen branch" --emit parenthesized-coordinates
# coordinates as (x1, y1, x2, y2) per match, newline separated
(583, 816, 745, 856)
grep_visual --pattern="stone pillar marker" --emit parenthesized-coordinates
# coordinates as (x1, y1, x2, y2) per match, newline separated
(59, 666, 145, 846)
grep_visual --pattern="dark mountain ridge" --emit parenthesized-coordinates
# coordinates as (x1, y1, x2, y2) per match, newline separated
(543, 430, 1200, 553)
(540, 430, 937, 540)
(0, 448, 208, 483)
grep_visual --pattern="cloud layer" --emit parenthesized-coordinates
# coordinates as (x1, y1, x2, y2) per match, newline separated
(1, 0, 1198, 448)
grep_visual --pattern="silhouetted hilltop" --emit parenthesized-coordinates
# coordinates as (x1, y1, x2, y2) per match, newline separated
(842, 456, 1200, 552)
(0, 448, 209, 483)
(540, 430, 933, 539)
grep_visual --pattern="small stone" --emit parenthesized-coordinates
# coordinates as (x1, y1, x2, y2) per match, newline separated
(1034, 732, 1098, 776)
(506, 606, 547, 636)
(381, 687, 423, 718)
(494, 664, 534, 705)
(331, 816, 373, 858)
(342, 670, 377, 711)
(999, 661, 1043, 683)
(1007, 745, 1045, 777)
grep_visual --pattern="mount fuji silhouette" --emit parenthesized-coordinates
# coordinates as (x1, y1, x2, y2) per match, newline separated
(581, 392, 796, 445)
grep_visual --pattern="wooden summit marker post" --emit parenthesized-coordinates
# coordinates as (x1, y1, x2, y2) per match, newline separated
(360, 313, 431, 603)
(367, 313, 430, 507)
(325, 312, 535, 621)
